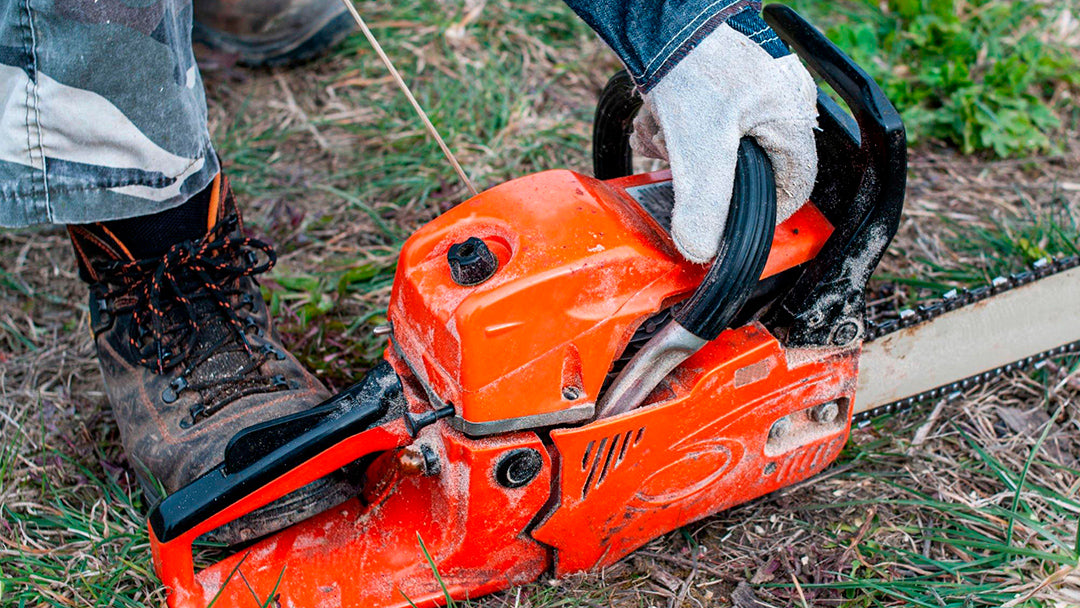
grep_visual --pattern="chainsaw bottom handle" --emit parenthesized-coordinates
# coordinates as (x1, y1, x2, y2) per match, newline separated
(597, 139, 776, 419)
(148, 361, 413, 595)
(150, 421, 410, 600)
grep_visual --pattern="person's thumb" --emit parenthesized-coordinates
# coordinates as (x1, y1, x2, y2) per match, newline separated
(629, 95, 670, 161)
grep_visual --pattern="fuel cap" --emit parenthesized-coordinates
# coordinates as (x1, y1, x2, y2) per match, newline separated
(447, 237, 498, 286)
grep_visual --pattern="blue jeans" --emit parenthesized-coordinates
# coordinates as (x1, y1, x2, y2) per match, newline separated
(0, 0, 783, 227)
(562, 0, 787, 92)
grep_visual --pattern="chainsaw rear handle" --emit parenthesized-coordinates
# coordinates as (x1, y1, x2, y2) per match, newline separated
(148, 360, 407, 544)
(147, 361, 414, 596)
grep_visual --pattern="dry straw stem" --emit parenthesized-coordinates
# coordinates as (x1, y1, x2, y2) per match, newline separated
(337, 0, 478, 196)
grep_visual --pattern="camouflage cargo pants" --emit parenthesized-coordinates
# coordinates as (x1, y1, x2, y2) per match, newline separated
(0, 0, 779, 228)
(0, 0, 218, 227)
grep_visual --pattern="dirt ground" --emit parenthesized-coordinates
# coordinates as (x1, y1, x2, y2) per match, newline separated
(2, 5, 1079, 607)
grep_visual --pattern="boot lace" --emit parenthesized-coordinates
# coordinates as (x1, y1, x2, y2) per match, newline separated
(96, 215, 291, 423)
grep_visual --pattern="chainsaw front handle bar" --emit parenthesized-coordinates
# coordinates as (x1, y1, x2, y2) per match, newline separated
(675, 139, 778, 340)
(597, 138, 776, 418)
(593, 5, 906, 350)
(592, 70, 639, 182)
(595, 83, 778, 342)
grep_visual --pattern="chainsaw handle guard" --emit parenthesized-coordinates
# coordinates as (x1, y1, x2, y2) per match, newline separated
(147, 361, 413, 597)
(592, 69, 640, 181)
(760, 4, 907, 346)
(596, 139, 776, 418)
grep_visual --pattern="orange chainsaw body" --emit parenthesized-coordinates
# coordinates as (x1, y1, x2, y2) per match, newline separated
(150, 168, 855, 608)
(149, 8, 907, 605)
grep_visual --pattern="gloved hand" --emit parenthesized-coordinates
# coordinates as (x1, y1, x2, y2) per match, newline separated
(630, 22, 819, 264)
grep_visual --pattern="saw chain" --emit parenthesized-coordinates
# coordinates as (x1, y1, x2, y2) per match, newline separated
(854, 254, 1080, 426)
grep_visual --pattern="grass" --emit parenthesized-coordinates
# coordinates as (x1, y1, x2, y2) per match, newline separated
(785, 403, 1080, 607)
(1, 1, 1078, 607)
(790, 0, 1080, 158)
(868, 183, 1080, 312)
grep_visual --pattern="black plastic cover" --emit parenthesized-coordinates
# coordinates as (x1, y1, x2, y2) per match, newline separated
(760, 4, 907, 346)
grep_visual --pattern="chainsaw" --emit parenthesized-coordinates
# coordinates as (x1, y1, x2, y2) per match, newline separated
(146, 6, 1080, 607)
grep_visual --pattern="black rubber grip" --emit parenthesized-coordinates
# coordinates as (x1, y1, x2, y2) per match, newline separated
(148, 360, 404, 543)
(673, 138, 777, 341)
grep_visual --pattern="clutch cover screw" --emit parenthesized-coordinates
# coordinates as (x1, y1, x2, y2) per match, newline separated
(769, 416, 791, 440)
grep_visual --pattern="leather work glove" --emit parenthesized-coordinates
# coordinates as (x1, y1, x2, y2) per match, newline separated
(630, 22, 819, 264)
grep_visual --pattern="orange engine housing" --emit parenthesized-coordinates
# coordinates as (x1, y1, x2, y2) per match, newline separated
(389, 168, 835, 435)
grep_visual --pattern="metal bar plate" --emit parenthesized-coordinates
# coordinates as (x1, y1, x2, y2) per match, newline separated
(855, 264, 1080, 413)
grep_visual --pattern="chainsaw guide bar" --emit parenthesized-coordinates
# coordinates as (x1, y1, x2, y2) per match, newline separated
(854, 255, 1080, 425)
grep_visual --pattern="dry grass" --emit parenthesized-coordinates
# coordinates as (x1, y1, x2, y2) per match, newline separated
(2, 1, 1079, 607)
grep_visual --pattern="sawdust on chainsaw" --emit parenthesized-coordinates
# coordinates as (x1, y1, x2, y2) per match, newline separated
(2, 3, 1079, 607)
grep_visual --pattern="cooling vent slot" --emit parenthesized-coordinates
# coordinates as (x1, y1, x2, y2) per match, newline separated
(580, 427, 645, 498)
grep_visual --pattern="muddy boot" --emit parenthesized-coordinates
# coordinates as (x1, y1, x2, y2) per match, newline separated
(69, 173, 356, 545)
(192, 0, 355, 66)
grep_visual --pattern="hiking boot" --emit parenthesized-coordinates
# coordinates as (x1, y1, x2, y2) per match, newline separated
(192, 0, 355, 66)
(69, 174, 357, 545)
